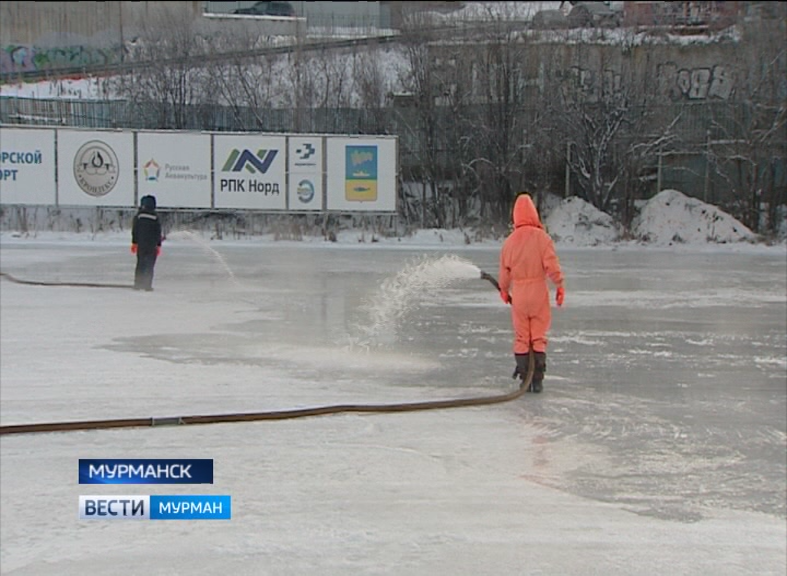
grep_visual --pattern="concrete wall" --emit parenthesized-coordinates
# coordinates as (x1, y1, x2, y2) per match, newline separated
(426, 31, 763, 111)
(0, 1, 301, 75)
(0, 2, 202, 46)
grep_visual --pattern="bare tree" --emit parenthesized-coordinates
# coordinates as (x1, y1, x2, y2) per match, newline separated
(114, 4, 213, 129)
(350, 42, 394, 134)
(704, 5, 787, 233)
(205, 26, 288, 130)
(314, 47, 354, 110)
(395, 10, 450, 227)
(461, 4, 533, 222)
(617, 107, 682, 228)
(552, 58, 630, 213)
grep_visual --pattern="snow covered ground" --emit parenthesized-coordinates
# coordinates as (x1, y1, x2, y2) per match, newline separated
(1, 195, 785, 575)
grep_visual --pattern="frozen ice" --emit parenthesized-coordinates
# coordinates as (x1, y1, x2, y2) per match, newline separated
(1, 234, 785, 575)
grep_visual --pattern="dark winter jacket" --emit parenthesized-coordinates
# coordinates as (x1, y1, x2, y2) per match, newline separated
(132, 201, 162, 254)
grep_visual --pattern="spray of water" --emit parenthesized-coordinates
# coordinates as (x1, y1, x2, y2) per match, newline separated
(354, 254, 482, 345)
(166, 230, 242, 288)
(161, 234, 484, 350)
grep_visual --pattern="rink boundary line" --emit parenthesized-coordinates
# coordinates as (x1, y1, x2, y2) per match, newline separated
(0, 271, 134, 289)
(0, 357, 533, 436)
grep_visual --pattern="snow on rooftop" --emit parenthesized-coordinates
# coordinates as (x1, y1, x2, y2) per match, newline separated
(430, 1, 564, 22)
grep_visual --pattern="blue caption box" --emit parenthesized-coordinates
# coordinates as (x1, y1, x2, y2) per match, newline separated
(79, 459, 214, 484)
(150, 495, 231, 520)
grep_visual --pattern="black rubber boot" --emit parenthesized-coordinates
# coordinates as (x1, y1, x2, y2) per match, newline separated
(514, 353, 531, 391)
(532, 352, 547, 393)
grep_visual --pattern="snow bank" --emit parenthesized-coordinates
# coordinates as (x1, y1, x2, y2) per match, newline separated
(633, 189, 756, 245)
(544, 196, 621, 246)
(774, 205, 787, 242)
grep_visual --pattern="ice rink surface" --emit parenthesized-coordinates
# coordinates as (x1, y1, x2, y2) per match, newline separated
(1, 237, 785, 575)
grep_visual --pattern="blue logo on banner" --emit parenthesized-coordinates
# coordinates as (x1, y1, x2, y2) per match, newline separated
(297, 179, 315, 203)
(150, 495, 231, 520)
(79, 459, 214, 484)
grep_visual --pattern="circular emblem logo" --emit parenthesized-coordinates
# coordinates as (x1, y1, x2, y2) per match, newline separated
(73, 140, 119, 197)
(297, 179, 315, 203)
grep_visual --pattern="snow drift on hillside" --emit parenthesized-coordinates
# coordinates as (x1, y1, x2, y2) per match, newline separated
(544, 196, 621, 246)
(633, 189, 756, 245)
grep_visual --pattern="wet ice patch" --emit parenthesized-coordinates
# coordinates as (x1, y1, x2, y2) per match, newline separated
(258, 342, 442, 373)
(754, 355, 787, 370)
(571, 287, 783, 309)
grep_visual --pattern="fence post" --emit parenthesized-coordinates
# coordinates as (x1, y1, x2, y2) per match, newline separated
(703, 130, 711, 203)
(564, 141, 570, 198)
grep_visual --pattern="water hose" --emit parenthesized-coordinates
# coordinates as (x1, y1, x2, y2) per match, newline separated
(0, 271, 532, 436)
(0, 272, 133, 289)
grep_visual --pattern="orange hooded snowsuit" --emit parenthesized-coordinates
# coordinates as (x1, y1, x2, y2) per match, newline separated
(499, 194, 564, 354)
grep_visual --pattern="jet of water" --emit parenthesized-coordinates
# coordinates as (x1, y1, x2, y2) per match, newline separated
(354, 254, 482, 345)
(166, 230, 242, 288)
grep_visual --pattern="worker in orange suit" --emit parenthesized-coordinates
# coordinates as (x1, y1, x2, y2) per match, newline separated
(498, 193, 565, 393)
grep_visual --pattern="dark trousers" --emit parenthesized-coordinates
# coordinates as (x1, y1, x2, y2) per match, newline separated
(134, 251, 158, 290)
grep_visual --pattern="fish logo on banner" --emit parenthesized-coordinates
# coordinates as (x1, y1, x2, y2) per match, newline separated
(345, 145, 378, 202)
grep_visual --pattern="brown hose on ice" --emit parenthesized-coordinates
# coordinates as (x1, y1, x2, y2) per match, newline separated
(0, 271, 133, 289)
(0, 271, 533, 436)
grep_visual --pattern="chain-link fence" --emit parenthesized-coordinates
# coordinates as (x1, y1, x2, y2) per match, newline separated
(2, 95, 785, 232)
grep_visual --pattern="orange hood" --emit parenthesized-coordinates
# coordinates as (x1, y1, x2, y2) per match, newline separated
(512, 194, 542, 229)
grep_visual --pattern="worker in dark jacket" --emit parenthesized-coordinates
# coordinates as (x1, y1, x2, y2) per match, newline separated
(131, 195, 162, 291)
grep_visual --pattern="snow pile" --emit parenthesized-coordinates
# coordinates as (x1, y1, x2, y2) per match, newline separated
(544, 196, 621, 246)
(774, 205, 787, 242)
(633, 189, 756, 245)
(397, 228, 474, 245)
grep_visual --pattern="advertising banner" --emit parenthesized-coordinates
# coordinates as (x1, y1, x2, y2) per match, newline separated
(136, 132, 211, 208)
(0, 127, 56, 205)
(57, 130, 134, 207)
(287, 136, 323, 211)
(213, 135, 286, 210)
(325, 137, 396, 212)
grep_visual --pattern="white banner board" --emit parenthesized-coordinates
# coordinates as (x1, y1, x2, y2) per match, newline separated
(287, 136, 323, 211)
(325, 137, 397, 212)
(213, 135, 286, 210)
(57, 130, 134, 207)
(136, 132, 211, 208)
(1, 128, 397, 212)
(0, 127, 56, 205)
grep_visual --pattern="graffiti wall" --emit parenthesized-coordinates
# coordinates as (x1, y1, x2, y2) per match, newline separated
(562, 62, 735, 102)
(657, 63, 735, 100)
(1, 44, 122, 75)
